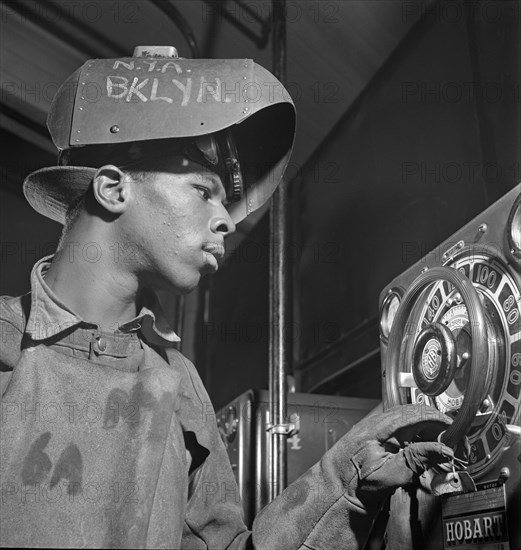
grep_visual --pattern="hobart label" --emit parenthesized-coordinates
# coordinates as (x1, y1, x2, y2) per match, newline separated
(442, 484, 510, 549)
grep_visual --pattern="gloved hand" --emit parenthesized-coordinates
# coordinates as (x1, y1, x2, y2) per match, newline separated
(252, 405, 461, 550)
(348, 408, 457, 505)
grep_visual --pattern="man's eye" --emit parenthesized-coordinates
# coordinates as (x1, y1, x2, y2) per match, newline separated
(195, 186, 211, 201)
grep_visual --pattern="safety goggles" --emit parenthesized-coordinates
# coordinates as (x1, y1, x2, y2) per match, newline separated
(181, 130, 243, 204)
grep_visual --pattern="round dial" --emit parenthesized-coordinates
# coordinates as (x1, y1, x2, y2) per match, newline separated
(398, 253, 520, 473)
(380, 289, 402, 341)
(507, 195, 521, 259)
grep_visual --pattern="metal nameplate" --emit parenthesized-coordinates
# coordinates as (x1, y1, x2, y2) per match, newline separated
(441, 481, 510, 549)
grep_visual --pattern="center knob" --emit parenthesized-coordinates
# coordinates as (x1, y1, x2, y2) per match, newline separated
(412, 322, 457, 396)
(422, 338, 443, 380)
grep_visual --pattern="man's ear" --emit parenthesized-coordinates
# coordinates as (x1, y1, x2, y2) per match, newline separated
(91, 165, 132, 215)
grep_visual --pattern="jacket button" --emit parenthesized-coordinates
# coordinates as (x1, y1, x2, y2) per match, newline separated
(97, 337, 107, 352)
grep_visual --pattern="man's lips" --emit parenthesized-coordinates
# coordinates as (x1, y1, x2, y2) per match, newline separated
(202, 243, 225, 268)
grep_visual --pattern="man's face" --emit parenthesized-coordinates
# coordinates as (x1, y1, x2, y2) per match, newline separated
(122, 155, 236, 295)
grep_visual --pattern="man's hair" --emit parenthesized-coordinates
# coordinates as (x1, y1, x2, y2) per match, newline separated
(64, 193, 87, 233)
(56, 191, 88, 250)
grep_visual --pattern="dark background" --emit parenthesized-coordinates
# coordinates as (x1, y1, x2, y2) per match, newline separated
(198, 1, 520, 409)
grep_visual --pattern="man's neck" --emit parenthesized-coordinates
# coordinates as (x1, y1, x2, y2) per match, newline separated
(44, 227, 141, 332)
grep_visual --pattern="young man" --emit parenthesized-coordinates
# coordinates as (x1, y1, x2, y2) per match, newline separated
(0, 47, 459, 549)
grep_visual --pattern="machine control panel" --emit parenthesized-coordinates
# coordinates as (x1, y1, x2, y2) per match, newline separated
(379, 184, 521, 549)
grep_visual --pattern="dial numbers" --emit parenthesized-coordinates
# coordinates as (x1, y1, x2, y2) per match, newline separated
(405, 254, 520, 474)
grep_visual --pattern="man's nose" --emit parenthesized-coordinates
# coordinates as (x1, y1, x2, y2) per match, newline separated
(210, 208, 236, 237)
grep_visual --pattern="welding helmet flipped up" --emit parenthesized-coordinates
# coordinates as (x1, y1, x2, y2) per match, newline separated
(23, 46, 296, 224)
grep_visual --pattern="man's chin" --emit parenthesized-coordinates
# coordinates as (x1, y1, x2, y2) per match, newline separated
(176, 277, 202, 295)
(150, 271, 202, 296)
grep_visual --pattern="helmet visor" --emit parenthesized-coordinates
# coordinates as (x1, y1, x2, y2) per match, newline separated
(59, 130, 244, 205)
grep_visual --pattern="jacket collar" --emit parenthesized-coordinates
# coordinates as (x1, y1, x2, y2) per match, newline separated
(25, 255, 181, 349)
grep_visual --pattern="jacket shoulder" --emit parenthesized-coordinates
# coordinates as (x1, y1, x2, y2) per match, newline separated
(164, 348, 211, 406)
(0, 294, 27, 371)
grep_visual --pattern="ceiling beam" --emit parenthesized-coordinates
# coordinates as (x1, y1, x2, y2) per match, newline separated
(1, 0, 121, 58)
(0, 103, 55, 155)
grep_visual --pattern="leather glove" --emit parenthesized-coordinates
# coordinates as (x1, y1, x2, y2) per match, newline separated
(252, 405, 457, 550)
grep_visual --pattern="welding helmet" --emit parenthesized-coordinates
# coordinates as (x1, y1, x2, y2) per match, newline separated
(23, 46, 296, 224)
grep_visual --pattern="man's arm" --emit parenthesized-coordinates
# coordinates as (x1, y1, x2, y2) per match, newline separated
(167, 349, 456, 550)
(251, 406, 455, 550)
(0, 295, 26, 395)
(165, 349, 251, 549)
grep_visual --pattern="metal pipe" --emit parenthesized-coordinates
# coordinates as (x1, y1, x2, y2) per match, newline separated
(202, 0, 226, 57)
(236, 0, 268, 25)
(268, 0, 288, 502)
(201, 0, 271, 49)
(150, 0, 200, 58)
